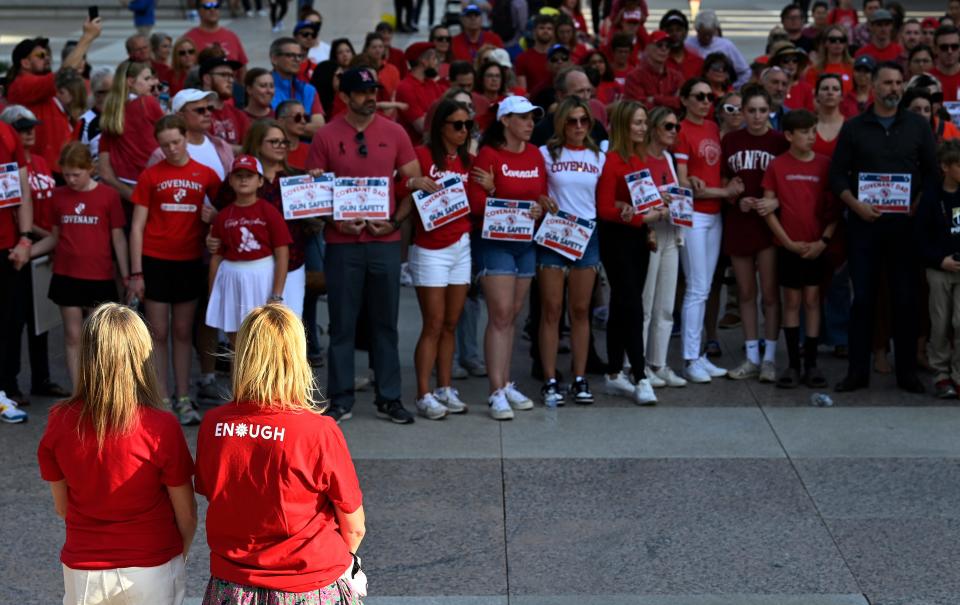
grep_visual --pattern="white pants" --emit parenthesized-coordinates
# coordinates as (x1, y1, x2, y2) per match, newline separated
(63, 554, 185, 605)
(679, 211, 722, 360)
(283, 265, 306, 318)
(642, 222, 680, 368)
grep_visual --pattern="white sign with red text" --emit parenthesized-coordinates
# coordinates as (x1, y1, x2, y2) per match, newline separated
(482, 198, 536, 241)
(333, 177, 390, 220)
(280, 173, 334, 219)
(534, 210, 595, 261)
(664, 185, 694, 228)
(858, 173, 911, 214)
(413, 175, 470, 231)
(0, 162, 22, 209)
(625, 169, 663, 213)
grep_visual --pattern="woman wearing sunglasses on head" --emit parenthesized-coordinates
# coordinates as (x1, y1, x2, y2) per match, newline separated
(674, 77, 744, 384)
(720, 85, 788, 383)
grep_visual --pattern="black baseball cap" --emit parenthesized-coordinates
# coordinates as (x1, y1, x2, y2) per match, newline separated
(11, 37, 49, 67)
(199, 55, 243, 76)
(339, 67, 383, 93)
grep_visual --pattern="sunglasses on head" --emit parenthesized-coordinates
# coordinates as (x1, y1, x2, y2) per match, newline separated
(355, 131, 368, 157)
(566, 116, 589, 127)
(190, 104, 216, 115)
(941, 43, 960, 52)
(690, 92, 716, 103)
(446, 119, 474, 131)
(661, 122, 681, 132)
(722, 103, 741, 114)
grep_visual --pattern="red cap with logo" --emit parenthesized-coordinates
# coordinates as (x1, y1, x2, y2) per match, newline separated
(648, 30, 670, 45)
(230, 154, 264, 176)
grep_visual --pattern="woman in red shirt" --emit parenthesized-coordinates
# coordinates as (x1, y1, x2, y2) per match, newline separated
(467, 96, 547, 421)
(596, 100, 663, 405)
(814, 73, 846, 157)
(196, 303, 366, 604)
(474, 61, 508, 133)
(582, 51, 623, 105)
(407, 99, 474, 420)
(129, 115, 221, 426)
(805, 25, 854, 95)
(35, 143, 129, 385)
(769, 42, 815, 111)
(38, 303, 196, 605)
(169, 36, 197, 95)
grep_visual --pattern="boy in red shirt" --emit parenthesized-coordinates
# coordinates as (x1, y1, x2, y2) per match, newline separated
(762, 109, 838, 390)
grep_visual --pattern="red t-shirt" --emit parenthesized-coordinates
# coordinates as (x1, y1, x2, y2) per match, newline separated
(407, 145, 471, 249)
(50, 183, 126, 280)
(466, 143, 548, 218)
(387, 46, 408, 78)
(37, 402, 194, 570)
(515, 48, 550, 95)
(395, 75, 448, 143)
(644, 152, 677, 189)
(813, 129, 841, 157)
(827, 8, 857, 30)
(28, 154, 57, 231)
(6, 72, 72, 172)
(184, 26, 249, 64)
(132, 158, 222, 260)
(761, 151, 833, 243)
(666, 49, 705, 82)
(673, 118, 723, 214)
(786, 80, 815, 111)
(287, 142, 309, 170)
(0, 121, 27, 249)
(210, 100, 251, 146)
(804, 63, 854, 95)
(451, 30, 504, 62)
(596, 150, 648, 228)
(305, 114, 417, 244)
(932, 67, 960, 103)
(195, 402, 363, 592)
(152, 60, 174, 85)
(211, 199, 292, 261)
(99, 96, 165, 182)
(854, 42, 903, 63)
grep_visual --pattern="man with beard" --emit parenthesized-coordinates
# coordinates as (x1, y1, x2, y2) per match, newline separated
(200, 54, 248, 149)
(305, 67, 440, 425)
(396, 42, 447, 142)
(761, 66, 790, 131)
(932, 26, 960, 102)
(660, 10, 703, 81)
(515, 14, 556, 96)
(830, 62, 938, 394)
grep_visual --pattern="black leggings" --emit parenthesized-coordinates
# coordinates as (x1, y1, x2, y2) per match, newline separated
(599, 221, 650, 382)
(413, 0, 435, 26)
(394, 0, 413, 27)
(269, 0, 288, 26)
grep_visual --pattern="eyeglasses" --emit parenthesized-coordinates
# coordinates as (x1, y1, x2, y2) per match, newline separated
(210, 70, 235, 79)
(355, 131, 368, 157)
(722, 104, 741, 114)
(278, 52, 306, 60)
(565, 116, 589, 127)
(940, 43, 960, 52)
(264, 138, 290, 148)
(446, 119, 475, 131)
(661, 122, 681, 132)
(286, 113, 307, 123)
(297, 30, 317, 38)
(190, 104, 216, 115)
(179, 48, 196, 56)
(549, 54, 570, 63)
(432, 35, 451, 42)
(826, 36, 847, 44)
(690, 92, 716, 103)
(779, 56, 799, 64)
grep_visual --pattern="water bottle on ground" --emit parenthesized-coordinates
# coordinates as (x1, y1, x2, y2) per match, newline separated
(810, 393, 833, 407)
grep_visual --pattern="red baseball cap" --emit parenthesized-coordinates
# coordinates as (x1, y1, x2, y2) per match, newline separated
(922, 16, 941, 29)
(231, 154, 264, 176)
(404, 41, 435, 66)
(648, 30, 670, 45)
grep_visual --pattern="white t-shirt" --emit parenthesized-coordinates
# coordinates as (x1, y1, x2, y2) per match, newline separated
(539, 145, 605, 220)
(188, 136, 225, 180)
(308, 41, 332, 65)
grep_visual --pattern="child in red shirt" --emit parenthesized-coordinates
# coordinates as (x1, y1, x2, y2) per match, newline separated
(762, 110, 838, 390)
(206, 155, 291, 337)
(35, 142, 128, 385)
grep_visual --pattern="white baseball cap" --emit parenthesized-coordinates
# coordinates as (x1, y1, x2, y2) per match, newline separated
(171, 88, 218, 113)
(487, 48, 512, 69)
(496, 95, 544, 120)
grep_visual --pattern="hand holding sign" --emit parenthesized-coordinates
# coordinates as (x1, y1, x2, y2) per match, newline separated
(413, 176, 470, 231)
(625, 169, 663, 213)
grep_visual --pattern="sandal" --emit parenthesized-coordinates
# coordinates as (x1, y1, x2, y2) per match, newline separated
(776, 367, 801, 389)
(804, 367, 828, 389)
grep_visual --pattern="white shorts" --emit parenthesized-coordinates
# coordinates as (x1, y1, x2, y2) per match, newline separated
(63, 554, 185, 605)
(409, 232, 471, 288)
(206, 256, 274, 333)
(282, 265, 305, 318)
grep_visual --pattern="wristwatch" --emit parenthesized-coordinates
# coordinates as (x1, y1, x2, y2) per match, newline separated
(821, 234, 832, 244)
(269, 295, 283, 302)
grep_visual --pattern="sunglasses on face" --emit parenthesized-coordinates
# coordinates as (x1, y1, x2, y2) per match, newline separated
(722, 103, 741, 114)
(190, 104, 216, 115)
(550, 54, 570, 63)
(297, 30, 317, 38)
(690, 92, 716, 103)
(826, 36, 847, 44)
(566, 116, 589, 127)
(432, 35, 451, 42)
(264, 138, 290, 148)
(661, 122, 681, 132)
(179, 48, 196, 56)
(779, 56, 799, 64)
(355, 131, 368, 157)
(446, 119, 474, 131)
(941, 43, 960, 52)
(287, 113, 307, 123)
(31, 51, 49, 60)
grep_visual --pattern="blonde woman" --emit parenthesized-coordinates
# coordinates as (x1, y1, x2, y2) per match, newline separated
(195, 304, 366, 604)
(170, 36, 197, 95)
(38, 303, 197, 605)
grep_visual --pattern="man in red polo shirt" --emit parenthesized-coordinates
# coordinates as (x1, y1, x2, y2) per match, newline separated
(933, 26, 960, 102)
(660, 10, 704, 81)
(452, 4, 504, 62)
(185, 0, 249, 66)
(6, 17, 101, 172)
(515, 14, 556, 95)
(854, 9, 902, 63)
(396, 42, 447, 143)
(624, 30, 683, 110)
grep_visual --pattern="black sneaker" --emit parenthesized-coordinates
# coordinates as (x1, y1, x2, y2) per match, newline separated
(540, 379, 564, 406)
(324, 405, 353, 424)
(572, 378, 594, 404)
(376, 399, 415, 424)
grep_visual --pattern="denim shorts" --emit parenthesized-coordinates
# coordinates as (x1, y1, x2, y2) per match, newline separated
(479, 239, 536, 278)
(536, 228, 600, 271)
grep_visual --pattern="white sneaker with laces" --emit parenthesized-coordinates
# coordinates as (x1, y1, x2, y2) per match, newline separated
(0, 391, 27, 423)
(655, 366, 687, 387)
(603, 371, 635, 397)
(683, 358, 712, 384)
(632, 379, 658, 405)
(488, 389, 514, 420)
(502, 382, 533, 410)
(434, 386, 467, 413)
(416, 393, 448, 420)
(644, 366, 666, 388)
(700, 355, 728, 378)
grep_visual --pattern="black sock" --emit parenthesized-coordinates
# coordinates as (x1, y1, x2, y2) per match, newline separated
(804, 336, 819, 369)
(784, 327, 801, 370)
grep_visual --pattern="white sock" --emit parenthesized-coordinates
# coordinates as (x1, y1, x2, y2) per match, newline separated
(764, 339, 777, 363)
(745, 340, 760, 365)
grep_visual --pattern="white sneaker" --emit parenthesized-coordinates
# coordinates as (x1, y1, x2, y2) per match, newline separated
(0, 391, 27, 423)
(603, 371, 634, 397)
(488, 389, 514, 420)
(271, 22, 283, 32)
(400, 262, 414, 287)
(632, 379, 658, 405)
(654, 366, 687, 387)
(434, 386, 467, 414)
(700, 355, 728, 378)
(416, 392, 448, 420)
(644, 366, 666, 388)
(502, 382, 533, 410)
(683, 358, 712, 384)
(257, 8, 268, 16)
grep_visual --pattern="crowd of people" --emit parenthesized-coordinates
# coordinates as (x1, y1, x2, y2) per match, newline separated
(1, 0, 959, 432)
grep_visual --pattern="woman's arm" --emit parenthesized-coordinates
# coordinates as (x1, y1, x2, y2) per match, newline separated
(128, 205, 148, 300)
(31, 226, 58, 257)
(209, 254, 223, 294)
(336, 504, 366, 553)
(166, 483, 198, 559)
(271, 245, 289, 300)
(49, 480, 67, 518)
(98, 152, 134, 201)
(111, 227, 130, 282)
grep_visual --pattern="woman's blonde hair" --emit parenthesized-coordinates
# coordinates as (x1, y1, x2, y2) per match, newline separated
(547, 96, 599, 162)
(607, 100, 645, 160)
(64, 303, 163, 450)
(645, 105, 678, 147)
(101, 60, 151, 137)
(171, 37, 196, 75)
(232, 304, 324, 413)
